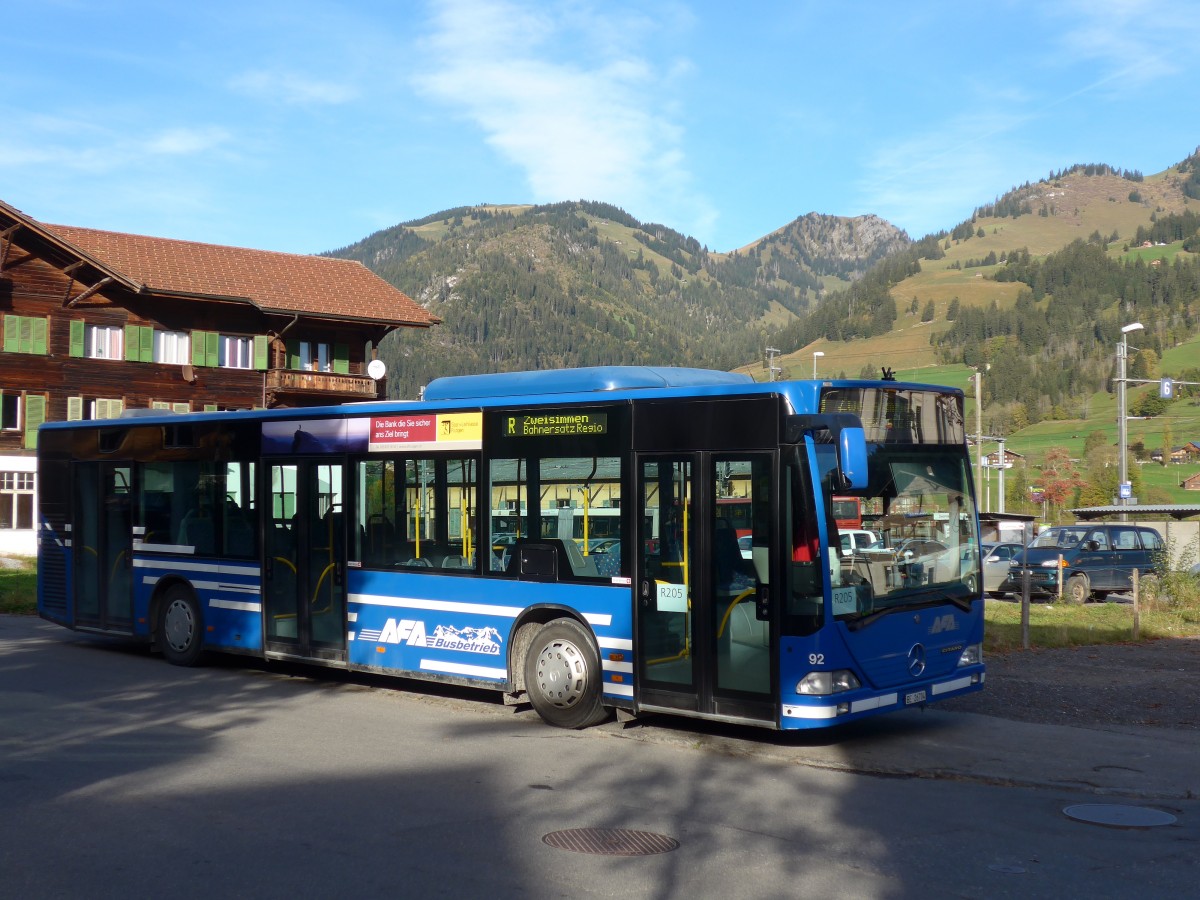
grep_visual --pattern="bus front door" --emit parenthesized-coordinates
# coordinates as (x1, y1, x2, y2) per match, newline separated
(263, 460, 346, 662)
(72, 462, 133, 633)
(635, 454, 774, 724)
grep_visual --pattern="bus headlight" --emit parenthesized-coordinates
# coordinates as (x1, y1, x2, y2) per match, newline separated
(797, 669, 862, 695)
(957, 643, 983, 667)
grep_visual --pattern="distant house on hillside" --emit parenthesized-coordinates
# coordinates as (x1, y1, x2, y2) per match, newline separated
(1151, 447, 1192, 464)
(985, 448, 1025, 468)
(1182, 472, 1200, 491)
(0, 198, 439, 554)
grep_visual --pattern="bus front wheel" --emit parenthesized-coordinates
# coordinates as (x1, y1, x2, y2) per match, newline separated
(159, 586, 205, 667)
(524, 619, 607, 729)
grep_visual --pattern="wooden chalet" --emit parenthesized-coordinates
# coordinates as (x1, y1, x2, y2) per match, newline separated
(0, 198, 439, 553)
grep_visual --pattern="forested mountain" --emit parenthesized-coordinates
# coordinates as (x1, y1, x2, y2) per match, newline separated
(328, 148, 1200, 420)
(327, 202, 908, 397)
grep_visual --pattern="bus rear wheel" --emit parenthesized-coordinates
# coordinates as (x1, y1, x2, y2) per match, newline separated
(524, 619, 607, 729)
(159, 586, 205, 667)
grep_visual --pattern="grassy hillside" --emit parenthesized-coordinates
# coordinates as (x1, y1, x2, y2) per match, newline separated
(762, 163, 1196, 381)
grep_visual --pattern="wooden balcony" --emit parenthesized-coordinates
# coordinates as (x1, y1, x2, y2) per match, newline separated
(265, 368, 381, 405)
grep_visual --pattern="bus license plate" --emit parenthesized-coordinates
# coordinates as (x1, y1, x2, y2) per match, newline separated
(905, 690, 927, 705)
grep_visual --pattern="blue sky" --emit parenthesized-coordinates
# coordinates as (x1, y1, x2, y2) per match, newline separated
(3, 0, 1198, 255)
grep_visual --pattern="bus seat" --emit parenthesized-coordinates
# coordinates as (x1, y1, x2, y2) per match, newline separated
(178, 509, 216, 555)
(593, 544, 622, 577)
(562, 539, 599, 578)
(440, 555, 469, 570)
(365, 515, 395, 564)
(714, 519, 754, 591)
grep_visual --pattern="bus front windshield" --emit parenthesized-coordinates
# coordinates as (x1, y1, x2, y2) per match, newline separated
(823, 445, 979, 621)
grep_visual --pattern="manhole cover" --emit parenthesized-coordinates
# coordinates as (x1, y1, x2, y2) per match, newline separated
(542, 828, 679, 856)
(1063, 804, 1177, 828)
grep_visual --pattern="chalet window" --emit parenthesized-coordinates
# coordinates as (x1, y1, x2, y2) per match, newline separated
(190, 331, 268, 369)
(1, 393, 18, 431)
(0, 472, 34, 530)
(220, 336, 253, 369)
(3, 316, 48, 355)
(155, 331, 191, 365)
(85, 324, 124, 360)
(305, 341, 331, 373)
(89, 398, 125, 420)
(286, 339, 350, 374)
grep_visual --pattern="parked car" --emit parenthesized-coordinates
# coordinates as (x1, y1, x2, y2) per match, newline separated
(839, 529, 882, 554)
(980, 541, 1023, 596)
(1000, 524, 1163, 602)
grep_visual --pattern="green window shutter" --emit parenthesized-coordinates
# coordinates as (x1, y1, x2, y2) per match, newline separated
(3, 315, 17, 352)
(172, 402, 190, 414)
(205, 331, 219, 367)
(67, 397, 84, 421)
(333, 343, 349, 375)
(23, 394, 46, 449)
(19, 317, 33, 354)
(69, 320, 85, 357)
(125, 324, 140, 361)
(32, 317, 48, 355)
(151, 401, 170, 410)
(203, 403, 218, 412)
(191, 330, 208, 367)
(253, 335, 270, 370)
(286, 339, 300, 370)
(140, 326, 154, 362)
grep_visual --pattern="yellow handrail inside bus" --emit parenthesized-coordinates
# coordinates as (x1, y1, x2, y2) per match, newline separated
(715, 588, 757, 639)
(645, 580, 692, 666)
(311, 562, 336, 614)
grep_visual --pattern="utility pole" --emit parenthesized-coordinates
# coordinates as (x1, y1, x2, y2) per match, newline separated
(764, 347, 782, 382)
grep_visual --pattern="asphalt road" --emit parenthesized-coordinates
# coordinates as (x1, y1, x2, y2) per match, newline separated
(2, 615, 1197, 899)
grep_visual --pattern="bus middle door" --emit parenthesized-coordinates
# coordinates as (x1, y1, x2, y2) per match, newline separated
(263, 459, 346, 661)
(635, 453, 774, 724)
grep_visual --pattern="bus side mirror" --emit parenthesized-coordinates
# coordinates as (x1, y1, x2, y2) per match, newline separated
(784, 414, 868, 490)
(838, 425, 868, 490)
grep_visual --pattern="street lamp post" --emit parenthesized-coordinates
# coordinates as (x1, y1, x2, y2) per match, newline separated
(973, 369, 984, 510)
(1118, 322, 1144, 509)
(812, 350, 824, 378)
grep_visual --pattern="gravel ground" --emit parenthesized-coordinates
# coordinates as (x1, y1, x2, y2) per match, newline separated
(938, 635, 1200, 730)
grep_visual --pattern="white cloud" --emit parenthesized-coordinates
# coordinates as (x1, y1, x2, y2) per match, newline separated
(228, 69, 359, 106)
(146, 126, 232, 156)
(414, 0, 714, 237)
(1046, 0, 1199, 91)
(856, 113, 1037, 238)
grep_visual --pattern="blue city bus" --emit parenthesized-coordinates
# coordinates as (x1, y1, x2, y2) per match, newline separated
(36, 366, 984, 730)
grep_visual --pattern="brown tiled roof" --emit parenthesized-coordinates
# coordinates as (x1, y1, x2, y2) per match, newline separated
(42, 223, 438, 327)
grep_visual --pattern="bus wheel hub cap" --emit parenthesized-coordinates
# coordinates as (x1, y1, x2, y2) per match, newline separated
(535, 640, 586, 708)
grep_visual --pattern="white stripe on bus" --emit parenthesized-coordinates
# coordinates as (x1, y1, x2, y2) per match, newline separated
(133, 558, 260, 577)
(351, 592, 612, 627)
(601, 659, 633, 674)
(209, 599, 263, 612)
(596, 636, 633, 651)
(603, 683, 634, 698)
(419, 659, 507, 680)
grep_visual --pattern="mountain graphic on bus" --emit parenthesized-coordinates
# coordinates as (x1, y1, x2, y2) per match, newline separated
(429, 625, 503, 654)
